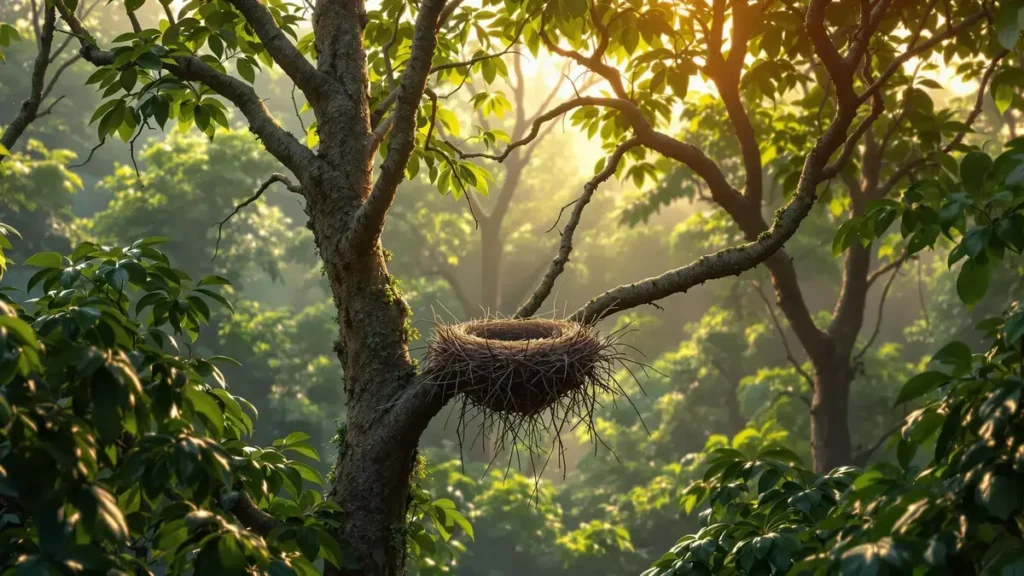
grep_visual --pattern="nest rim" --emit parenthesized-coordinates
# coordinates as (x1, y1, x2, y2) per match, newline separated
(423, 317, 608, 416)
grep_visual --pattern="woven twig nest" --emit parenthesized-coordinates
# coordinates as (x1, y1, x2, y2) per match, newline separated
(424, 318, 610, 416)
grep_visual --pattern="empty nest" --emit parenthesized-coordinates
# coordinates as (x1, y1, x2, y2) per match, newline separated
(422, 317, 647, 477)
(423, 318, 613, 416)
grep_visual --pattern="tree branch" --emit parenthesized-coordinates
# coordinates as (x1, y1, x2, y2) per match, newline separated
(345, 0, 447, 254)
(751, 280, 815, 389)
(52, 0, 320, 177)
(852, 423, 901, 466)
(877, 49, 1006, 198)
(854, 251, 907, 362)
(859, 9, 987, 104)
(539, 13, 629, 99)
(516, 137, 640, 318)
(229, 491, 280, 536)
(1, 5, 55, 152)
(704, 0, 763, 205)
(41, 53, 81, 101)
(213, 173, 300, 261)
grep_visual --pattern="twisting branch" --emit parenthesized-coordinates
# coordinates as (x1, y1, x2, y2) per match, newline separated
(821, 67, 885, 179)
(346, 0, 448, 254)
(213, 173, 301, 261)
(48, 0, 101, 63)
(35, 95, 67, 118)
(853, 251, 907, 362)
(428, 14, 531, 75)
(435, 0, 465, 31)
(52, 0, 320, 176)
(539, 13, 629, 99)
(446, 97, 648, 162)
(866, 250, 910, 287)
(1, 5, 55, 152)
(40, 54, 81, 101)
(751, 281, 815, 389)
(515, 138, 640, 318)
(859, 9, 987, 103)
(703, 0, 763, 205)
(877, 49, 1007, 198)
(852, 423, 902, 466)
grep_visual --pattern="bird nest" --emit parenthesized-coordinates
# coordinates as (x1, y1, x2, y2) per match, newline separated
(424, 318, 611, 415)
(423, 317, 645, 474)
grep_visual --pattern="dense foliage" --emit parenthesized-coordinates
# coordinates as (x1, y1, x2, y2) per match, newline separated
(0, 236, 470, 575)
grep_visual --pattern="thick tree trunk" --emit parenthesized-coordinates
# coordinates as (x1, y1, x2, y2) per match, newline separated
(809, 356, 854, 472)
(305, 178, 442, 575)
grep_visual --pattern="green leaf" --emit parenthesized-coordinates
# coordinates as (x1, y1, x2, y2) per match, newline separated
(956, 258, 991, 308)
(840, 544, 880, 576)
(125, 0, 146, 12)
(960, 151, 992, 195)
(288, 461, 324, 486)
(896, 371, 949, 405)
(237, 59, 256, 84)
(197, 274, 232, 287)
(186, 387, 224, 439)
(931, 341, 973, 376)
(977, 472, 1021, 520)
(997, 0, 1024, 49)
(0, 316, 39, 348)
(23, 251, 63, 268)
(314, 527, 343, 567)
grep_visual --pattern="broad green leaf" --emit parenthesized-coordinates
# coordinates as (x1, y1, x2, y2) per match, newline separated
(896, 371, 949, 405)
(960, 151, 992, 195)
(23, 251, 63, 268)
(957, 258, 990, 308)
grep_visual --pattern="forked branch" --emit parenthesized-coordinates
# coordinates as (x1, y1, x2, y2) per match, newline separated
(346, 0, 448, 254)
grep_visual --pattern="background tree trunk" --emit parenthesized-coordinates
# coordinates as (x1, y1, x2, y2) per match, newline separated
(809, 359, 854, 472)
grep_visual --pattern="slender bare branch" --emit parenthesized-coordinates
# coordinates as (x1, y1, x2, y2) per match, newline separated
(41, 53, 81, 101)
(859, 10, 987, 104)
(429, 15, 530, 75)
(877, 49, 1007, 198)
(751, 281, 816, 389)
(381, 5, 406, 90)
(516, 138, 641, 318)
(866, 250, 910, 287)
(213, 173, 301, 261)
(539, 13, 629, 99)
(854, 252, 907, 361)
(852, 423, 901, 465)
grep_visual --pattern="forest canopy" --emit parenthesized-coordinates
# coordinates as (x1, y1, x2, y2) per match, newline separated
(1, 0, 1023, 574)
